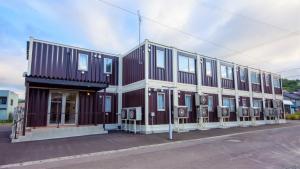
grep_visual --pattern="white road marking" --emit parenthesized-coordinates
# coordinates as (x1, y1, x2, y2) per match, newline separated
(1, 124, 299, 169)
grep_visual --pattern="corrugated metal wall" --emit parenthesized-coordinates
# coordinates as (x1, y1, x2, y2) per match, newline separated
(252, 83, 262, 92)
(27, 88, 49, 127)
(222, 79, 235, 89)
(202, 58, 218, 87)
(178, 91, 196, 123)
(29, 41, 118, 85)
(123, 45, 145, 85)
(148, 89, 173, 125)
(237, 67, 249, 91)
(122, 89, 145, 124)
(148, 45, 173, 81)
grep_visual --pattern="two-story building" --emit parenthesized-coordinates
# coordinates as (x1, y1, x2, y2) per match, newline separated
(0, 90, 18, 120)
(16, 38, 284, 141)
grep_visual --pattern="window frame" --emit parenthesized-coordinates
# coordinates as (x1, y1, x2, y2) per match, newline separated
(104, 57, 113, 74)
(208, 95, 213, 112)
(156, 49, 165, 69)
(221, 64, 233, 80)
(265, 74, 270, 86)
(251, 72, 260, 84)
(178, 54, 195, 73)
(223, 97, 235, 112)
(240, 68, 246, 82)
(0, 97, 7, 105)
(157, 92, 166, 111)
(206, 60, 212, 76)
(105, 96, 112, 112)
(185, 94, 192, 111)
(273, 76, 280, 88)
(78, 53, 89, 71)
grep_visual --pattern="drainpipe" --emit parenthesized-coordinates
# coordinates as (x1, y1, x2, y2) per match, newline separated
(23, 82, 29, 136)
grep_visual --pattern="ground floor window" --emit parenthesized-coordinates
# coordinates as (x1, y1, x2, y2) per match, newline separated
(157, 93, 165, 111)
(105, 96, 112, 112)
(185, 95, 192, 111)
(223, 97, 235, 112)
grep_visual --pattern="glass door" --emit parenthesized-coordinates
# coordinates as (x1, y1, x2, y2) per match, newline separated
(64, 93, 76, 124)
(50, 93, 63, 124)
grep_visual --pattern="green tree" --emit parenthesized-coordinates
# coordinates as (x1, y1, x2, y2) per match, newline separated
(282, 79, 300, 92)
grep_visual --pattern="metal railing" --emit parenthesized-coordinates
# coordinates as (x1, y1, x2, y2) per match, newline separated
(11, 107, 25, 140)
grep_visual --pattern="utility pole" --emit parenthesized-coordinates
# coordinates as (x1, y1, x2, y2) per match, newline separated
(137, 10, 141, 45)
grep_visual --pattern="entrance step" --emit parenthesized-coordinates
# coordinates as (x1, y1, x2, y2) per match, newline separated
(12, 125, 107, 143)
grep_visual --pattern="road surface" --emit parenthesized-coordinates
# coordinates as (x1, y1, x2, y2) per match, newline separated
(3, 124, 300, 169)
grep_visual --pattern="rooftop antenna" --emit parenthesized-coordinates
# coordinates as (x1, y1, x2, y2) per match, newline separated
(137, 10, 142, 45)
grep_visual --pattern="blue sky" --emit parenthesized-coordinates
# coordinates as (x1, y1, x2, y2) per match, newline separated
(0, 0, 299, 98)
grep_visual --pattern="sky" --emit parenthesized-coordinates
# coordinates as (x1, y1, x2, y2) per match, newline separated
(0, 0, 299, 99)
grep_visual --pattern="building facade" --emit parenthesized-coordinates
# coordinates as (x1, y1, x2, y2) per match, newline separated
(20, 38, 284, 140)
(0, 90, 18, 120)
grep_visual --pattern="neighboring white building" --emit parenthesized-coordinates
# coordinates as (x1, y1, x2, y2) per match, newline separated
(0, 90, 18, 120)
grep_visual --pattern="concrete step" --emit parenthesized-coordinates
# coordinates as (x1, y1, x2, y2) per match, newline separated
(12, 125, 107, 143)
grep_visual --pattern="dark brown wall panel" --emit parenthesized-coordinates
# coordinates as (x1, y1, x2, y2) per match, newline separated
(238, 97, 250, 107)
(178, 72, 197, 84)
(202, 58, 218, 87)
(178, 91, 196, 123)
(29, 41, 118, 85)
(123, 45, 145, 85)
(148, 89, 173, 125)
(27, 88, 49, 127)
(252, 83, 262, 93)
(237, 67, 249, 91)
(275, 88, 282, 94)
(221, 79, 234, 89)
(122, 89, 145, 124)
(148, 45, 173, 82)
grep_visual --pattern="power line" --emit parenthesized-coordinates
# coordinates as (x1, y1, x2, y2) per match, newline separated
(282, 75, 300, 79)
(277, 68, 300, 73)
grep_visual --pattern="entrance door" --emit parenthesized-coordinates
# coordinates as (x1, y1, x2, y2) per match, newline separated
(49, 91, 78, 125)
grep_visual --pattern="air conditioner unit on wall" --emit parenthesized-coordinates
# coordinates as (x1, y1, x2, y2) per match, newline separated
(197, 106, 209, 118)
(238, 107, 250, 117)
(217, 106, 230, 118)
(250, 107, 261, 118)
(174, 106, 189, 118)
(195, 94, 208, 106)
(121, 108, 128, 120)
(128, 107, 142, 121)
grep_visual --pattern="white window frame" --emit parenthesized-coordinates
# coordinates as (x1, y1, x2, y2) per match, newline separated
(208, 96, 213, 112)
(251, 72, 260, 84)
(240, 68, 246, 82)
(78, 53, 88, 71)
(221, 65, 233, 80)
(223, 97, 235, 112)
(178, 55, 195, 73)
(185, 94, 192, 111)
(265, 74, 270, 86)
(105, 96, 112, 112)
(104, 58, 113, 74)
(273, 76, 280, 88)
(157, 92, 166, 111)
(206, 60, 212, 76)
(156, 49, 165, 69)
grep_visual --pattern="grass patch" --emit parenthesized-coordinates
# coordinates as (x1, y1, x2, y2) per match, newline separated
(286, 112, 300, 120)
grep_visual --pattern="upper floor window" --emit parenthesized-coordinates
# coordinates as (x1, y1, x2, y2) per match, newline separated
(223, 97, 235, 112)
(178, 55, 195, 73)
(242, 98, 247, 107)
(251, 72, 260, 84)
(265, 74, 270, 86)
(105, 96, 112, 112)
(206, 61, 212, 76)
(221, 65, 233, 80)
(157, 93, 165, 111)
(240, 68, 246, 82)
(0, 97, 7, 105)
(273, 77, 280, 88)
(78, 53, 88, 71)
(185, 95, 192, 111)
(104, 58, 113, 74)
(156, 49, 165, 68)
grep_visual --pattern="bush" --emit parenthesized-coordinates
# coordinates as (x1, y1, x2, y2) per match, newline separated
(286, 113, 300, 120)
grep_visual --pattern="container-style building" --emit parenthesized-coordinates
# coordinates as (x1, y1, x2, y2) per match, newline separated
(15, 38, 284, 141)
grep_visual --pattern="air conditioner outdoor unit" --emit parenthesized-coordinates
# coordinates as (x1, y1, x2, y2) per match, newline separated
(238, 107, 250, 117)
(217, 106, 230, 118)
(197, 106, 209, 118)
(128, 107, 142, 121)
(174, 106, 189, 118)
(195, 94, 208, 106)
(250, 107, 261, 117)
(121, 108, 128, 120)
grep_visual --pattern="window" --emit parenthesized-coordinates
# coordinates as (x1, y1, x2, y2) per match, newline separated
(0, 97, 7, 105)
(221, 65, 233, 79)
(240, 68, 246, 81)
(185, 95, 192, 111)
(105, 96, 112, 112)
(178, 55, 195, 73)
(157, 93, 165, 111)
(206, 61, 212, 76)
(251, 72, 260, 84)
(223, 97, 235, 112)
(242, 98, 247, 107)
(273, 77, 280, 88)
(10, 99, 13, 106)
(208, 96, 213, 112)
(265, 74, 270, 86)
(78, 53, 88, 71)
(104, 58, 113, 74)
(156, 49, 165, 68)
(253, 99, 262, 110)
